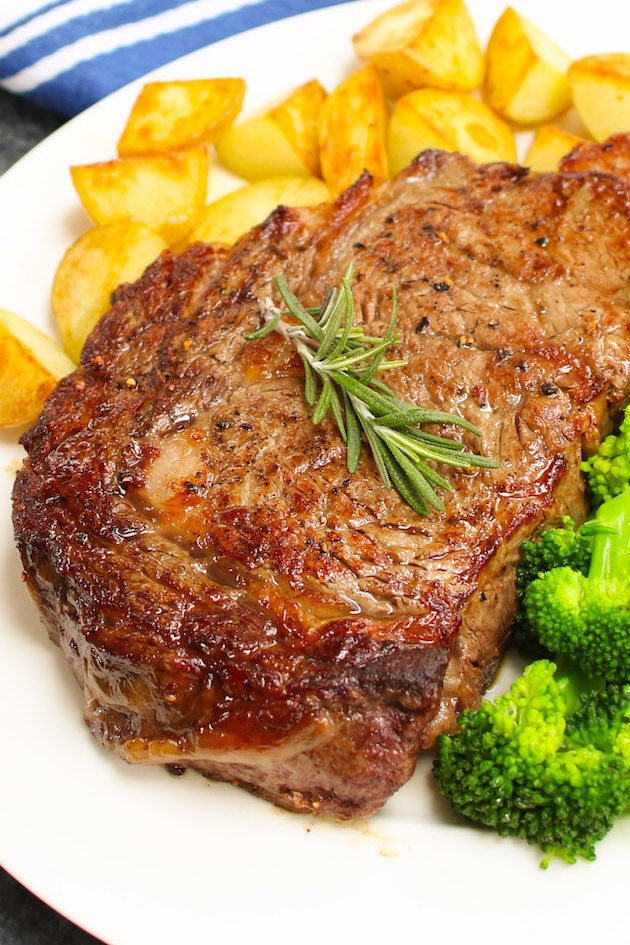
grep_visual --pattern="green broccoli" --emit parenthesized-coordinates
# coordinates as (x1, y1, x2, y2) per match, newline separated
(524, 490, 630, 682)
(582, 404, 630, 507)
(432, 661, 630, 867)
(513, 518, 591, 656)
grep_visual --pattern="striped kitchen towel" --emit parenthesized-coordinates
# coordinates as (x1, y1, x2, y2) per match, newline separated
(0, 0, 353, 116)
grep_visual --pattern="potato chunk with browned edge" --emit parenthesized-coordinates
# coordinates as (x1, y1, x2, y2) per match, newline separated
(353, 0, 484, 98)
(0, 309, 74, 427)
(71, 148, 209, 243)
(485, 7, 571, 124)
(569, 54, 630, 141)
(318, 67, 388, 193)
(52, 222, 167, 362)
(117, 78, 246, 155)
(186, 177, 330, 246)
(388, 89, 516, 174)
(216, 80, 327, 180)
(524, 125, 586, 172)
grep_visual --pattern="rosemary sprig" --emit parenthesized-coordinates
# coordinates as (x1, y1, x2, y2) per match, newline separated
(245, 266, 499, 515)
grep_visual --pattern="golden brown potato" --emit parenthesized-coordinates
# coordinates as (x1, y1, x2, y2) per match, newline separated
(568, 54, 630, 141)
(0, 309, 74, 427)
(388, 89, 516, 174)
(216, 79, 327, 180)
(186, 177, 330, 246)
(524, 124, 586, 172)
(485, 7, 571, 124)
(117, 78, 246, 156)
(318, 66, 388, 193)
(71, 147, 209, 243)
(353, 0, 484, 98)
(267, 80, 327, 177)
(52, 221, 167, 362)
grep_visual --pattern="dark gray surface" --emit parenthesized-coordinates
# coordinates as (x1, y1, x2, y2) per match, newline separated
(0, 89, 65, 174)
(0, 873, 103, 945)
(0, 88, 104, 945)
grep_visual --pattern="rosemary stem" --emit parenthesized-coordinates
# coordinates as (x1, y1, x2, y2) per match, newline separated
(244, 268, 499, 515)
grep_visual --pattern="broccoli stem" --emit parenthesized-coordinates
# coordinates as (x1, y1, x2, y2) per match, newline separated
(589, 491, 630, 581)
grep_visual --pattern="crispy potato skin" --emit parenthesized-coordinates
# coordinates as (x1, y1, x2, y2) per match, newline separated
(268, 80, 327, 178)
(353, 0, 484, 97)
(216, 80, 327, 181)
(52, 222, 167, 362)
(117, 78, 245, 155)
(0, 310, 74, 428)
(388, 89, 515, 174)
(71, 148, 209, 243)
(484, 7, 571, 124)
(569, 55, 630, 142)
(318, 66, 388, 194)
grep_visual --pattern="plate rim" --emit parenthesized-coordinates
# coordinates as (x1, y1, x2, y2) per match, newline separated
(1, 2, 628, 943)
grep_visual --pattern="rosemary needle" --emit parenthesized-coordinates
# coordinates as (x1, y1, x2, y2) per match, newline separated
(245, 266, 499, 515)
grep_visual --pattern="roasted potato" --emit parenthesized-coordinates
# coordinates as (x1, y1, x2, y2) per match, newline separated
(353, 0, 484, 98)
(485, 7, 571, 124)
(216, 80, 327, 180)
(568, 54, 630, 141)
(52, 222, 167, 362)
(524, 124, 586, 172)
(388, 89, 516, 174)
(71, 147, 209, 243)
(0, 309, 75, 427)
(186, 177, 330, 246)
(318, 66, 388, 193)
(117, 78, 246, 156)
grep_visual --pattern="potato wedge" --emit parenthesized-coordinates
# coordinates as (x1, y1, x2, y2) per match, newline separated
(186, 177, 330, 246)
(353, 0, 484, 98)
(0, 309, 74, 427)
(568, 54, 630, 141)
(52, 222, 167, 362)
(485, 7, 571, 124)
(318, 67, 388, 193)
(524, 124, 586, 172)
(117, 78, 245, 156)
(266, 79, 327, 176)
(388, 89, 516, 174)
(216, 80, 327, 180)
(71, 147, 209, 243)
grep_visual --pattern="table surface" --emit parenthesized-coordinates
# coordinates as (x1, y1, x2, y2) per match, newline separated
(0, 88, 104, 945)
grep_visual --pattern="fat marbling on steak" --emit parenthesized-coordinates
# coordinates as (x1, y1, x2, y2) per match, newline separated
(13, 139, 630, 817)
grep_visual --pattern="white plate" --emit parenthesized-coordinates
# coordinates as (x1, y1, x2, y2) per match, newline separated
(1, 3, 628, 943)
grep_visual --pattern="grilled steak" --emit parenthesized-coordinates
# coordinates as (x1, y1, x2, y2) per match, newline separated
(559, 132, 630, 178)
(13, 140, 630, 817)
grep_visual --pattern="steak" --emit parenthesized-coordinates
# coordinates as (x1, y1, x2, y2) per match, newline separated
(13, 139, 630, 817)
(559, 132, 630, 178)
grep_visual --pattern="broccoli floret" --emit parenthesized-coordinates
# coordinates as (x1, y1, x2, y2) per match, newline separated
(516, 518, 591, 590)
(432, 661, 630, 867)
(567, 683, 630, 764)
(582, 404, 630, 507)
(524, 491, 630, 681)
(513, 518, 591, 656)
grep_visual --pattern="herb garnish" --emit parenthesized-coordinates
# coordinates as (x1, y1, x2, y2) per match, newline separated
(245, 265, 499, 515)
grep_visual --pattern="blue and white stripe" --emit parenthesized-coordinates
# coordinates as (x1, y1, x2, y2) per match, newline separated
(0, 0, 351, 115)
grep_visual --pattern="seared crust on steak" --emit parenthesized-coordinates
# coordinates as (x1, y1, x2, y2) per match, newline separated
(560, 132, 630, 178)
(13, 140, 630, 817)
